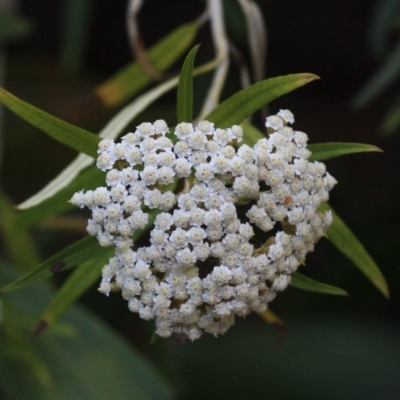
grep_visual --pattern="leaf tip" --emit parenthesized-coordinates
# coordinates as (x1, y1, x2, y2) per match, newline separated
(379, 281, 390, 299)
(303, 73, 321, 82)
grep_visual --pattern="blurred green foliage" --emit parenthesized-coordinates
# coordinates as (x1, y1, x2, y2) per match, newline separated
(353, 0, 400, 134)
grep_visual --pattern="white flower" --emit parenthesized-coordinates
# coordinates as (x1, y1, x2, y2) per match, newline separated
(175, 122, 194, 140)
(174, 158, 192, 177)
(195, 163, 214, 182)
(154, 119, 169, 135)
(278, 109, 295, 124)
(71, 112, 337, 341)
(135, 122, 154, 137)
(266, 115, 284, 130)
(96, 153, 114, 171)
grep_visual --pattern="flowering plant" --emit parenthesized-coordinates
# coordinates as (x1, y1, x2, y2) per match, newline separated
(0, 0, 389, 396)
(70, 109, 337, 340)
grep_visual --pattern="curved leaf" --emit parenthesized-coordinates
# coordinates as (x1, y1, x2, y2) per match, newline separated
(308, 142, 382, 161)
(205, 73, 319, 127)
(320, 203, 389, 298)
(35, 209, 160, 329)
(38, 251, 111, 329)
(0, 87, 99, 157)
(290, 272, 348, 296)
(0, 236, 106, 293)
(14, 165, 104, 228)
(177, 45, 199, 123)
(1, 209, 160, 293)
(236, 0, 266, 83)
(95, 21, 199, 107)
(381, 87, 400, 134)
(352, 36, 400, 109)
(17, 74, 181, 211)
(0, 263, 174, 400)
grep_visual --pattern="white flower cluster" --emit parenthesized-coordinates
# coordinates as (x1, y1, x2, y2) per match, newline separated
(71, 110, 336, 340)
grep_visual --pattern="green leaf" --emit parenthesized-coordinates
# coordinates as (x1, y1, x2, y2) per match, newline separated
(14, 165, 104, 229)
(1, 210, 160, 293)
(308, 142, 382, 161)
(320, 203, 389, 298)
(352, 37, 400, 109)
(0, 236, 107, 293)
(59, 0, 94, 74)
(95, 21, 199, 107)
(381, 87, 400, 134)
(0, 263, 174, 400)
(205, 73, 320, 127)
(0, 87, 99, 157)
(290, 272, 348, 296)
(177, 45, 200, 123)
(36, 209, 161, 328)
(241, 121, 264, 146)
(39, 251, 112, 328)
(0, 323, 53, 388)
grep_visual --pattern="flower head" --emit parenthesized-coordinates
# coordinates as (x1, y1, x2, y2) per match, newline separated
(71, 112, 336, 340)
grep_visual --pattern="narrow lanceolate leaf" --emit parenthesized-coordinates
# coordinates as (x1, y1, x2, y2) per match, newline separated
(38, 250, 112, 329)
(320, 203, 389, 298)
(177, 45, 199, 123)
(381, 88, 400, 134)
(35, 209, 160, 330)
(95, 21, 199, 107)
(0, 265, 173, 400)
(1, 210, 160, 293)
(17, 71, 182, 211)
(290, 272, 348, 296)
(0, 236, 106, 293)
(308, 142, 382, 161)
(352, 37, 400, 109)
(0, 87, 99, 157)
(14, 165, 104, 228)
(205, 73, 319, 127)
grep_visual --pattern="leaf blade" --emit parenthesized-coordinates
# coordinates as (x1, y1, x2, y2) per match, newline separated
(0, 87, 99, 157)
(290, 272, 348, 296)
(352, 37, 400, 109)
(95, 21, 199, 107)
(308, 142, 382, 161)
(0, 263, 174, 400)
(36, 209, 160, 327)
(39, 251, 112, 328)
(177, 45, 199, 123)
(205, 73, 320, 127)
(1, 210, 160, 293)
(0, 236, 106, 293)
(321, 203, 389, 298)
(14, 165, 104, 228)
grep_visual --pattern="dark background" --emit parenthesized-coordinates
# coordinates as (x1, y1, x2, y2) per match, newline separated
(2, 1, 400, 399)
